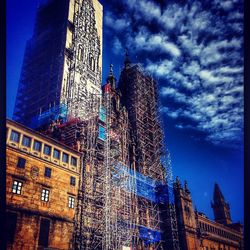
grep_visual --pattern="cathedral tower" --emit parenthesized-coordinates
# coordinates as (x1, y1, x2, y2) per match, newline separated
(211, 183, 232, 225)
(174, 178, 199, 250)
(13, 0, 103, 126)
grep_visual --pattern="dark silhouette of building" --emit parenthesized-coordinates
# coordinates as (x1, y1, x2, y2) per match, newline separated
(212, 183, 232, 225)
(119, 56, 164, 181)
(174, 178, 243, 250)
(118, 58, 179, 249)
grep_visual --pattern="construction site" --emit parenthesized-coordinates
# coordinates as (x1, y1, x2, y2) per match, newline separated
(11, 0, 180, 249)
(28, 60, 180, 249)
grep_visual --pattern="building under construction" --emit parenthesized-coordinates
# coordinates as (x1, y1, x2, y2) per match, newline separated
(12, 0, 180, 249)
(34, 60, 180, 250)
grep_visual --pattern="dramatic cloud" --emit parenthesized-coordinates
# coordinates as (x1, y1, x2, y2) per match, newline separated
(132, 30, 181, 57)
(104, 0, 243, 147)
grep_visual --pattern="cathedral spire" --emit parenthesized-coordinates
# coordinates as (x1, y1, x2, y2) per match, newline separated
(213, 183, 225, 203)
(106, 64, 116, 89)
(211, 183, 232, 225)
(184, 180, 190, 194)
(124, 48, 131, 69)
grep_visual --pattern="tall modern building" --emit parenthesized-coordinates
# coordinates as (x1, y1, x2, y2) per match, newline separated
(13, 0, 103, 126)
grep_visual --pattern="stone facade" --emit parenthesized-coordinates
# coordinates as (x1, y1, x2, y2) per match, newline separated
(6, 119, 81, 250)
(173, 178, 243, 250)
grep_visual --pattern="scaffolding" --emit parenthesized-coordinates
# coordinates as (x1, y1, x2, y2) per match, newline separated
(119, 63, 180, 249)
(13, 0, 179, 248)
(33, 64, 179, 249)
(13, 0, 70, 125)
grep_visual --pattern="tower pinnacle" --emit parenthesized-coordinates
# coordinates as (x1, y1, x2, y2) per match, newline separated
(106, 63, 116, 89)
(124, 49, 131, 69)
(211, 183, 232, 225)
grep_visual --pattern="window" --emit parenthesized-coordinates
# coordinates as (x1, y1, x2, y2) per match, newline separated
(43, 144, 51, 156)
(41, 188, 50, 202)
(70, 176, 76, 186)
(44, 167, 51, 178)
(12, 180, 23, 194)
(33, 140, 42, 151)
(7, 212, 17, 243)
(17, 157, 26, 168)
(78, 46, 84, 61)
(22, 135, 31, 147)
(38, 218, 50, 247)
(62, 153, 69, 163)
(10, 130, 20, 143)
(68, 196, 75, 208)
(53, 148, 60, 159)
(71, 156, 77, 166)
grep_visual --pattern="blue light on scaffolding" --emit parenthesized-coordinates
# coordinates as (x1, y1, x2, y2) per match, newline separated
(98, 125, 106, 140)
(99, 106, 106, 122)
(30, 103, 68, 129)
(111, 162, 169, 204)
(139, 226, 161, 244)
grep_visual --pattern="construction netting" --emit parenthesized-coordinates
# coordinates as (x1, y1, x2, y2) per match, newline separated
(112, 162, 170, 204)
(99, 106, 106, 123)
(30, 103, 68, 129)
(139, 226, 161, 244)
(98, 125, 106, 140)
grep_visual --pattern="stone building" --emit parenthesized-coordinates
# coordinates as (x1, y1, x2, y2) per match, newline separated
(173, 178, 243, 250)
(6, 119, 81, 249)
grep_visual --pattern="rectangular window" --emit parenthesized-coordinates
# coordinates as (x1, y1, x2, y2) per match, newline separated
(68, 196, 75, 208)
(17, 157, 26, 168)
(12, 180, 23, 194)
(70, 176, 76, 186)
(43, 144, 51, 156)
(6, 212, 17, 243)
(41, 188, 50, 202)
(53, 148, 60, 159)
(71, 156, 77, 166)
(62, 153, 69, 163)
(10, 130, 20, 143)
(38, 218, 50, 247)
(33, 140, 42, 151)
(22, 135, 31, 147)
(44, 167, 51, 178)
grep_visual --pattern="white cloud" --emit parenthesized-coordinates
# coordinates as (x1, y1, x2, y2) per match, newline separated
(161, 87, 187, 103)
(199, 70, 233, 83)
(105, 12, 130, 31)
(138, 0, 161, 20)
(146, 59, 175, 77)
(112, 37, 122, 55)
(220, 1, 234, 11)
(161, 4, 186, 30)
(218, 66, 243, 74)
(133, 31, 181, 57)
(107, 0, 243, 147)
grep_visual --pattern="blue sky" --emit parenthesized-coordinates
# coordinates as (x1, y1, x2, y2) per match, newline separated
(7, 0, 244, 223)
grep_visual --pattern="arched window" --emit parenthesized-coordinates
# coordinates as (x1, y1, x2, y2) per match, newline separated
(89, 55, 95, 71)
(78, 46, 84, 61)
